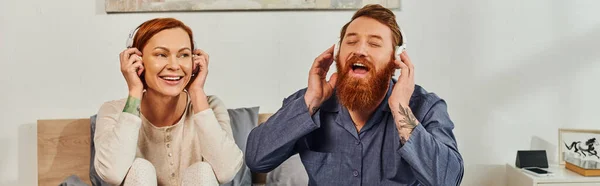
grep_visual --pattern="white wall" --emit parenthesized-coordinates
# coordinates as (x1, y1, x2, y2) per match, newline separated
(2, 0, 600, 185)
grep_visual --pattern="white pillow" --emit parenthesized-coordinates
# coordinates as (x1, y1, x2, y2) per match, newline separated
(266, 154, 309, 186)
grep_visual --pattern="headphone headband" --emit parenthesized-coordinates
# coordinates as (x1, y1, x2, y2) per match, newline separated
(125, 26, 139, 48)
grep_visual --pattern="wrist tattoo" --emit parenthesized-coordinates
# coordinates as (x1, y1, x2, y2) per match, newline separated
(123, 96, 141, 116)
(397, 103, 418, 130)
(396, 103, 419, 144)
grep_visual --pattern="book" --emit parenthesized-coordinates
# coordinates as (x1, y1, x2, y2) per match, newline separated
(566, 162, 600, 176)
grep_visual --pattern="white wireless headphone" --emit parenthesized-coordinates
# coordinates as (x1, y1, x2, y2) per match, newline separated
(125, 26, 139, 48)
(334, 27, 407, 61)
(125, 26, 197, 49)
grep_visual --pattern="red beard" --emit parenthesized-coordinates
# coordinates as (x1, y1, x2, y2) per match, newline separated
(336, 55, 394, 111)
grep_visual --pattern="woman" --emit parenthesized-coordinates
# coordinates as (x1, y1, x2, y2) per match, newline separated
(94, 18, 243, 186)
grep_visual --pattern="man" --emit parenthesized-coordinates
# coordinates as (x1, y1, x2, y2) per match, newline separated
(246, 4, 463, 186)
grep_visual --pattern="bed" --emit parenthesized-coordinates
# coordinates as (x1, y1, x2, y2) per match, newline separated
(37, 113, 273, 186)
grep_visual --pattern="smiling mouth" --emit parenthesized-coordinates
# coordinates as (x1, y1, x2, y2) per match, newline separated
(160, 76, 183, 82)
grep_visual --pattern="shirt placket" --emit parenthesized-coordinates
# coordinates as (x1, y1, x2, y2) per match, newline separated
(353, 137, 363, 186)
(165, 127, 177, 185)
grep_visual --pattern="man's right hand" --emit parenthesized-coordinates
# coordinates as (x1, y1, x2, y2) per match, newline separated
(119, 48, 145, 99)
(304, 45, 338, 115)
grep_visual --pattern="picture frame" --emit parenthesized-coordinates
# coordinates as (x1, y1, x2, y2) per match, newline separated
(558, 128, 600, 168)
(105, 0, 401, 13)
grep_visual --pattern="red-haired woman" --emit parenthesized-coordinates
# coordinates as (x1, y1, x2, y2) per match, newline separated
(94, 18, 242, 186)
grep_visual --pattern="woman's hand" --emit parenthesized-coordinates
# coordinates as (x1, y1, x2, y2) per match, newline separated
(188, 49, 210, 113)
(187, 49, 209, 93)
(119, 48, 145, 99)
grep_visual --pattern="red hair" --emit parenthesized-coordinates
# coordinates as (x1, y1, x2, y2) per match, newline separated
(339, 4, 402, 48)
(132, 18, 194, 51)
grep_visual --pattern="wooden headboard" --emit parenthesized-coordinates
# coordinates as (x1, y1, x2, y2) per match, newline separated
(37, 113, 273, 186)
(38, 118, 91, 186)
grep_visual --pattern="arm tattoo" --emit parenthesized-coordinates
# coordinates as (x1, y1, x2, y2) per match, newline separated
(123, 96, 141, 116)
(396, 103, 419, 144)
(398, 103, 418, 129)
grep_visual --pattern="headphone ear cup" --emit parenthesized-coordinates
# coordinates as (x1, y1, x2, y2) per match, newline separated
(395, 45, 406, 61)
(140, 71, 146, 88)
(333, 42, 340, 61)
(126, 38, 132, 48)
(126, 27, 139, 48)
(186, 70, 197, 89)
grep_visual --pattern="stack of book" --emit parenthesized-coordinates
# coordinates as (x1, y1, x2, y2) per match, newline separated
(564, 155, 600, 176)
(566, 162, 600, 176)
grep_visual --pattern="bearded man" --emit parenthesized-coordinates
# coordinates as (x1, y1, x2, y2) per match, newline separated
(245, 4, 464, 186)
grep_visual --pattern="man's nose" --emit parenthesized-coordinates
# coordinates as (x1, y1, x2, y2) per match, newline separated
(352, 43, 368, 57)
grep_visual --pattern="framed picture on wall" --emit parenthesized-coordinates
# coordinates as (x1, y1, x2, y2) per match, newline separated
(106, 0, 401, 12)
(558, 129, 600, 168)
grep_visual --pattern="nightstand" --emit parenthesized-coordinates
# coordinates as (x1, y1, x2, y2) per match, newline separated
(505, 164, 600, 185)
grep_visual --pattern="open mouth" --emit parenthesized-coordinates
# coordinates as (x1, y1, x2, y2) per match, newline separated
(351, 62, 370, 74)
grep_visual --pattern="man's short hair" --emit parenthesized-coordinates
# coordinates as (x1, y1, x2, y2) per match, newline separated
(339, 4, 403, 48)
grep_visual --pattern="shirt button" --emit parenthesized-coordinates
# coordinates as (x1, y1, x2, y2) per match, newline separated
(353, 170, 359, 177)
(170, 162, 174, 165)
(166, 143, 170, 148)
(168, 153, 172, 157)
(171, 172, 175, 177)
(355, 140, 360, 145)
(166, 135, 171, 142)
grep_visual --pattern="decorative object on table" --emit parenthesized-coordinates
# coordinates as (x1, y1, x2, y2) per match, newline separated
(559, 128, 600, 176)
(106, 0, 401, 12)
(515, 150, 549, 168)
(565, 162, 600, 176)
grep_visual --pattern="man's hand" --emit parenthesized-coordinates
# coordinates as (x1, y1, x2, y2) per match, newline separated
(304, 45, 338, 115)
(388, 51, 419, 144)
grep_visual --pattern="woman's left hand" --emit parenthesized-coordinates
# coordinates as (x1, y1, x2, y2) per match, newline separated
(188, 48, 209, 93)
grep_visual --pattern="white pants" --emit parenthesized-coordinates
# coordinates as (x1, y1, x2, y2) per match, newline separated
(123, 158, 218, 186)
